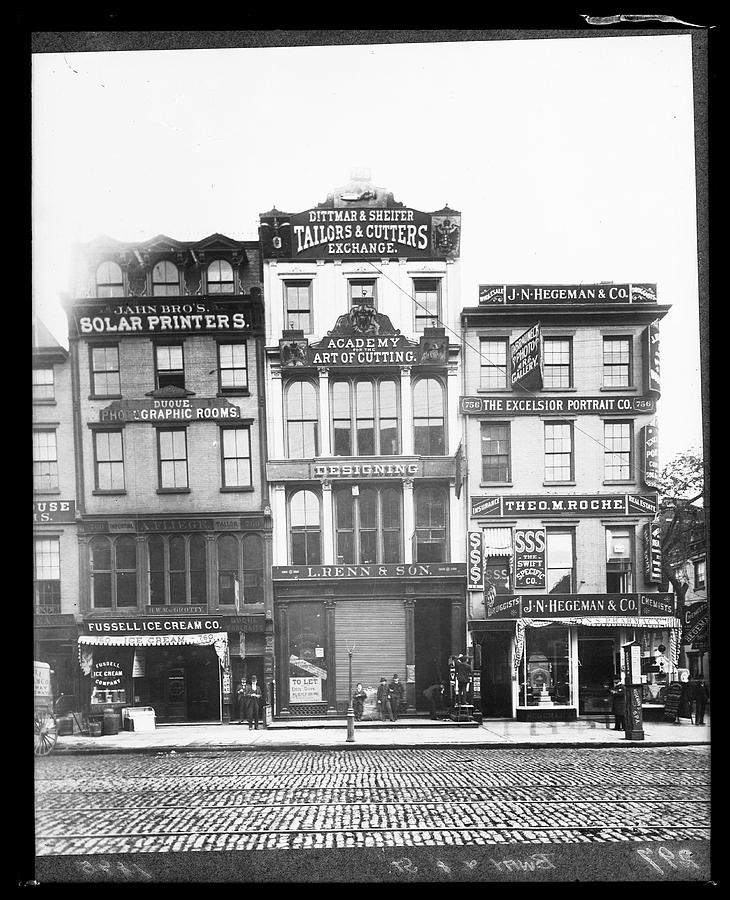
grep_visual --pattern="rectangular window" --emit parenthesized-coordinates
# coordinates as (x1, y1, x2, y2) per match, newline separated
(479, 338, 509, 389)
(221, 426, 252, 488)
(544, 421, 573, 482)
(218, 342, 248, 392)
(694, 559, 706, 589)
(331, 378, 400, 456)
(414, 485, 449, 563)
(413, 278, 441, 332)
(481, 422, 511, 482)
(34, 537, 61, 612)
(284, 281, 313, 333)
(90, 345, 121, 396)
(155, 344, 185, 390)
(606, 526, 634, 592)
(543, 338, 572, 388)
(604, 420, 633, 481)
(32, 368, 55, 402)
(547, 530, 574, 593)
(93, 430, 125, 491)
(158, 428, 188, 489)
(603, 336, 632, 387)
(334, 486, 402, 565)
(33, 430, 58, 491)
(349, 280, 377, 308)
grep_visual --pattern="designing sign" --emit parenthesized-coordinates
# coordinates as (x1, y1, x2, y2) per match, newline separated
(471, 493, 658, 518)
(312, 462, 419, 479)
(459, 395, 656, 415)
(478, 283, 657, 305)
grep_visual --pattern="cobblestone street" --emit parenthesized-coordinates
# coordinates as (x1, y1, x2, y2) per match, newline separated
(34, 745, 710, 880)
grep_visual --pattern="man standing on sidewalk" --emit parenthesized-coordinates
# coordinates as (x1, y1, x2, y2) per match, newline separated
(245, 676, 262, 730)
(389, 674, 404, 721)
(377, 677, 394, 722)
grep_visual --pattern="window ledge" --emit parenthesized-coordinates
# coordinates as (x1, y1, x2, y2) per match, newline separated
(89, 395, 123, 401)
(33, 488, 61, 495)
(217, 391, 251, 398)
(92, 490, 127, 496)
(600, 386, 637, 392)
(476, 387, 511, 394)
(156, 488, 191, 494)
(480, 482, 513, 488)
(603, 480, 636, 487)
(32, 399, 57, 406)
(220, 486, 255, 493)
(539, 387, 576, 393)
(543, 481, 576, 487)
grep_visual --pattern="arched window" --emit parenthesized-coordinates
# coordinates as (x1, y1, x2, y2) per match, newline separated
(414, 485, 448, 563)
(96, 261, 124, 298)
(286, 380, 319, 458)
(90, 536, 137, 608)
(152, 260, 180, 296)
(217, 534, 240, 606)
(290, 490, 321, 565)
(243, 534, 264, 604)
(207, 259, 234, 294)
(413, 377, 445, 455)
(334, 485, 402, 565)
(331, 378, 400, 456)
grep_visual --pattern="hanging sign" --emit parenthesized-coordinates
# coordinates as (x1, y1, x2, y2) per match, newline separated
(467, 531, 484, 591)
(683, 602, 709, 646)
(514, 529, 546, 589)
(643, 522, 663, 583)
(641, 424, 661, 488)
(510, 322, 543, 390)
(644, 319, 661, 395)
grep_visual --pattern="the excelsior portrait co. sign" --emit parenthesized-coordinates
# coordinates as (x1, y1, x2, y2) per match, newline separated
(459, 395, 656, 416)
(70, 299, 252, 337)
(471, 493, 658, 518)
(478, 283, 657, 305)
(100, 397, 242, 423)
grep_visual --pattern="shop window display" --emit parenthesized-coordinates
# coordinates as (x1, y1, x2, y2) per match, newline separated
(288, 603, 327, 707)
(519, 626, 570, 706)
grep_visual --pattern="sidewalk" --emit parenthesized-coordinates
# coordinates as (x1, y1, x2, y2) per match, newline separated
(49, 716, 711, 754)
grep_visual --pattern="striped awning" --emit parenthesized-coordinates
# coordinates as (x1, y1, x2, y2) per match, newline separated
(483, 527, 512, 557)
(77, 632, 229, 674)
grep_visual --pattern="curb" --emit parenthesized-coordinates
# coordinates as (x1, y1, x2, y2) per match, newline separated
(50, 740, 711, 755)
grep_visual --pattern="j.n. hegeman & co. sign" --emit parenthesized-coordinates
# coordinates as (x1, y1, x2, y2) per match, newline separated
(478, 283, 658, 305)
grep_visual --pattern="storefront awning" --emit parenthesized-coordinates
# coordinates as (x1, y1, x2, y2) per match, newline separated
(77, 632, 229, 674)
(483, 527, 512, 557)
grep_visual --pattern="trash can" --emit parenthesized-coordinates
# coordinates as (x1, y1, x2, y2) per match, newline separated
(102, 707, 119, 735)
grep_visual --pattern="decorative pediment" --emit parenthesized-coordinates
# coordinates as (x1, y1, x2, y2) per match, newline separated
(144, 384, 196, 399)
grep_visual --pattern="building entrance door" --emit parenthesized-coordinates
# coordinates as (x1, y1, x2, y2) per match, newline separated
(414, 599, 451, 713)
(578, 637, 616, 715)
(479, 631, 512, 717)
(164, 666, 187, 721)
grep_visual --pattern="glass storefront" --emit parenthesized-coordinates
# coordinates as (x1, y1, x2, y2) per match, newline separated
(518, 625, 571, 706)
(288, 602, 328, 706)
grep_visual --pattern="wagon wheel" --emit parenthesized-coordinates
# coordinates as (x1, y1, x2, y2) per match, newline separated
(34, 711, 58, 756)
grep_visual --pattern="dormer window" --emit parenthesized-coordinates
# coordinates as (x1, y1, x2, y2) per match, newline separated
(207, 259, 235, 294)
(152, 260, 180, 296)
(96, 261, 124, 298)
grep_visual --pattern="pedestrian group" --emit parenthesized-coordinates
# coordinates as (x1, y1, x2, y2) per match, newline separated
(236, 675, 262, 729)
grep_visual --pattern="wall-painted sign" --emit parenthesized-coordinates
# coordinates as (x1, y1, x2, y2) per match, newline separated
(643, 522, 663, 583)
(312, 461, 419, 479)
(70, 299, 252, 337)
(261, 207, 461, 260)
(471, 493, 658, 518)
(100, 397, 242, 423)
(510, 323, 542, 390)
(514, 529, 546, 589)
(280, 312, 448, 369)
(640, 424, 661, 488)
(33, 500, 76, 524)
(272, 563, 466, 580)
(484, 558, 511, 596)
(683, 602, 709, 646)
(92, 659, 124, 687)
(459, 395, 656, 415)
(80, 517, 264, 534)
(478, 283, 657, 305)
(644, 319, 661, 395)
(289, 676, 323, 703)
(84, 618, 223, 633)
(467, 531, 484, 591)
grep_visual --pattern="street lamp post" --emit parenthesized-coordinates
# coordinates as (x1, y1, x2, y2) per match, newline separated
(346, 640, 356, 742)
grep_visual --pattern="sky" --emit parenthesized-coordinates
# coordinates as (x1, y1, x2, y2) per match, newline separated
(31, 34, 704, 467)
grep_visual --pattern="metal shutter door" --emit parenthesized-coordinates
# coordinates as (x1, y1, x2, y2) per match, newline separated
(334, 599, 406, 702)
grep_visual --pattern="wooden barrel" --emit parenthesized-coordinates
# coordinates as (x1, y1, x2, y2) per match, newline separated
(88, 719, 102, 737)
(102, 708, 119, 735)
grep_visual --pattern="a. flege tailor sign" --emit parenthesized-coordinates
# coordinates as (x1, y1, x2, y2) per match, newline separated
(471, 493, 658, 518)
(70, 299, 251, 337)
(459, 395, 656, 416)
(514, 529, 546, 589)
(510, 323, 542, 390)
(478, 283, 657, 305)
(260, 207, 461, 260)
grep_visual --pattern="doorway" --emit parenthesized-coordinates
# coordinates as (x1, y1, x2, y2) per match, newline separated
(479, 631, 512, 717)
(578, 637, 616, 715)
(414, 599, 451, 712)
